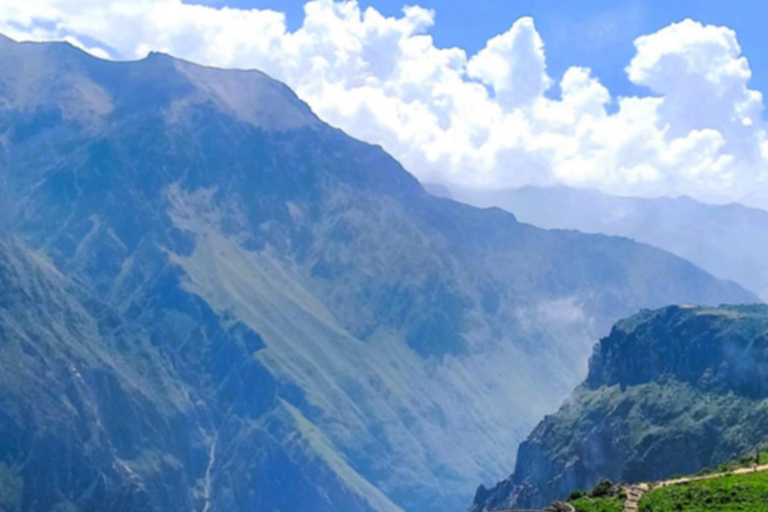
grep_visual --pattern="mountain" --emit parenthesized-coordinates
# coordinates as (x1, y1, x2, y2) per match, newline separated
(433, 184, 768, 301)
(0, 35, 757, 512)
(0, 236, 399, 512)
(470, 304, 768, 511)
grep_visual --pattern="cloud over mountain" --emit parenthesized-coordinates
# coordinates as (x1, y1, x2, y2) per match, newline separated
(5, 0, 767, 207)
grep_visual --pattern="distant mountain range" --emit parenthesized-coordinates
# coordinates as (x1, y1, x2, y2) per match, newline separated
(470, 304, 768, 511)
(426, 184, 768, 301)
(0, 35, 757, 512)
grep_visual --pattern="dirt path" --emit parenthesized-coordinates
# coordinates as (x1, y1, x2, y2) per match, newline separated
(622, 483, 648, 512)
(622, 463, 768, 512)
(492, 464, 768, 512)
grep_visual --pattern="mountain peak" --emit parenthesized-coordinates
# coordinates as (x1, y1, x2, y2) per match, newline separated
(135, 47, 320, 131)
(0, 33, 319, 132)
(170, 56, 319, 131)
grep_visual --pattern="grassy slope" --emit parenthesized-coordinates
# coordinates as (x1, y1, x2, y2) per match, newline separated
(571, 496, 624, 512)
(563, 449, 768, 512)
(701, 450, 768, 475)
(639, 471, 768, 511)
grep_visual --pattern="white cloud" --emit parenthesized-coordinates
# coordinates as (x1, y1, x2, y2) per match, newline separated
(2, 1, 768, 207)
(627, 19, 762, 135)
(467, 17, 552, 110)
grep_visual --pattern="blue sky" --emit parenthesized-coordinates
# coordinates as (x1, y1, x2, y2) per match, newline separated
(216, 0, 768, 102)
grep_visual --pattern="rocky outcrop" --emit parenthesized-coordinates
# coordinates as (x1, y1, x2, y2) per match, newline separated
(471, 305, 768, 511)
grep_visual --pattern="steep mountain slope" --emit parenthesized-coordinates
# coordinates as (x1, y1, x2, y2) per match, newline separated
(0, 35, 757, 512)
(0, 236, 400, 512)
(0, 236, 192, 512)
(471, 305, 768, 511)
(433, 184, 768, 300)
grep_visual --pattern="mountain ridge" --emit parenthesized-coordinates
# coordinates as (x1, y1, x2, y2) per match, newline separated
(432, 183, 768, 300)
(0, 35, 758, 512)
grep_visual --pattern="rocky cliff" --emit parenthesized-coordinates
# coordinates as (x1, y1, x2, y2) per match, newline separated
(471, 305, 768, 511)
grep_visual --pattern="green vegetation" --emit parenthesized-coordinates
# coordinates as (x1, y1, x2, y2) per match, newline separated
(494, 304, 768, 510)
(551, 446, 768, 512)
(639, 471, 768, 512)
(570, 496, 623, 512)
(710, 449, 768, 473)
(691, 446, 768, 477)
(589, 479, 618, 498)
(562, 479, 624, 512)
(569, 490, 587, 501)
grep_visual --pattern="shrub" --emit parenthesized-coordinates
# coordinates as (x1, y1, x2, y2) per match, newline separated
(590, 478, 614, 498)
(568, 489, 586, 501)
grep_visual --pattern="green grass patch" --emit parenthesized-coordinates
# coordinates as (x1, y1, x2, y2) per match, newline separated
(695, 449, 768, 476)
(639, 471, 768, 511)
(571, 496, 623, 512)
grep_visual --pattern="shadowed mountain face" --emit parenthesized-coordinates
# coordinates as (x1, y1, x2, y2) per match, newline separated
(0, 237, 392, 512)
(0, 36, 757, 512)
(433, 184, 768, 301)
(470, 305, 768, 511)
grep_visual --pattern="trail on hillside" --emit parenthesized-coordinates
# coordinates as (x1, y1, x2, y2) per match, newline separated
(623, 463, 768, 512)
(491, 463, 768, 512)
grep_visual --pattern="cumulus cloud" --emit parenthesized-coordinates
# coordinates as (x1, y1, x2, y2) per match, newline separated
(2, 1, 768, 207)
(628, 19, 761, 132)
(467, 17, 551, 110)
